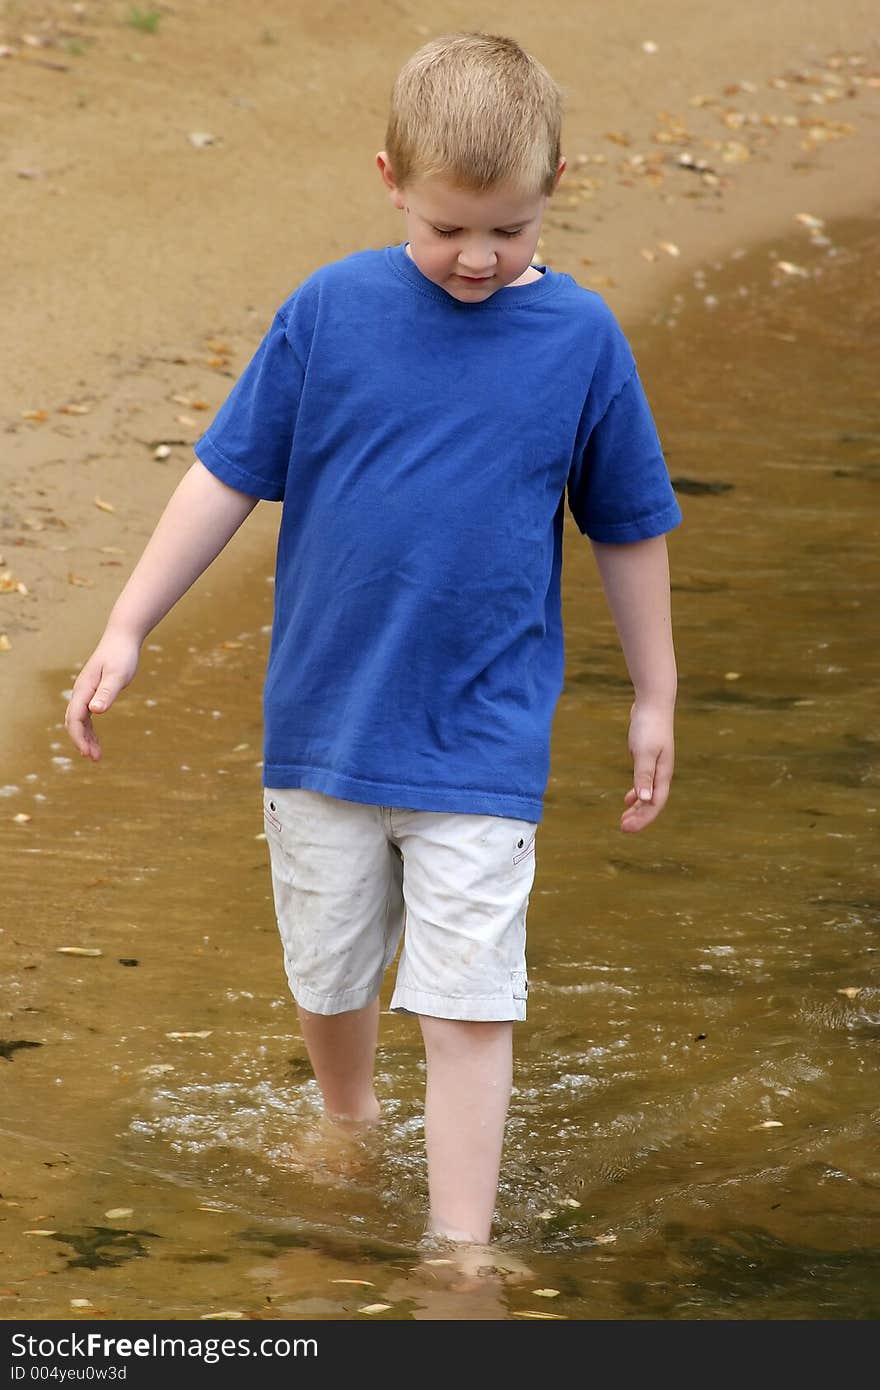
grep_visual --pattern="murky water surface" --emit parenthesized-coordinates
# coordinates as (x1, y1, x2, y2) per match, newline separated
(2, 219, 878, 1320)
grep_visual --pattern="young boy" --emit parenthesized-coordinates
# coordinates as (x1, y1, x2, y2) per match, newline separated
(65, 32, 680, 1262)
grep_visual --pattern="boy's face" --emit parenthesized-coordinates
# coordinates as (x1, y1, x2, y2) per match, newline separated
(377, 155, 564, 304)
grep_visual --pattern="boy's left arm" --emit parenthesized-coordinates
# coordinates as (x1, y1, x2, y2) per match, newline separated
(590, 534, 677, 834)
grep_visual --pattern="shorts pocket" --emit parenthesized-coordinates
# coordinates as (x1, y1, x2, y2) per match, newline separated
(512, 831, 536, 866)
(263, 791, 282, 836)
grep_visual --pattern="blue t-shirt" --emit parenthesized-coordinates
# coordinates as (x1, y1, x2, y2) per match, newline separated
(195, 242, 681, 821)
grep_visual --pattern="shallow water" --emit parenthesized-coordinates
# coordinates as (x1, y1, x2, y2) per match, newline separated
(2, 218, 878, 1321)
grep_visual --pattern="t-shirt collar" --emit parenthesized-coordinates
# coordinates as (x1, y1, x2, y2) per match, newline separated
(386, 241, 556, 307)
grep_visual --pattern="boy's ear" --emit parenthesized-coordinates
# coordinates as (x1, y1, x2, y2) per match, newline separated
(376, 151, 406, 209)
(553, 156, 567, 191)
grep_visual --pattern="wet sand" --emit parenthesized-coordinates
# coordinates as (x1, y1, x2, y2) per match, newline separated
(1, 214, 878, 1319)
(1, 0, 879, 753)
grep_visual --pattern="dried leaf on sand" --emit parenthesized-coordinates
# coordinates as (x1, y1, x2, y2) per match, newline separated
(0, 573, 28, 595)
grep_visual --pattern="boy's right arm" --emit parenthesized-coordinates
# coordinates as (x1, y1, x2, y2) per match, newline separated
(65, 460, 259, 761)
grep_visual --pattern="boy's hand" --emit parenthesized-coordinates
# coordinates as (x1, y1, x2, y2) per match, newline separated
(64, 630, 141, 761)
(621, 698, 674, 833)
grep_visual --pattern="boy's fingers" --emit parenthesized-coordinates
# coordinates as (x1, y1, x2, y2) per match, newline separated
(65, 672, 106, 757)
(65, 685, 91, 729)
(65, 699, 100, 757)
(65, 647, 137, 760)
(620, 801, 662, 833)
(621, 750, 672, 831)
(88, 682, 116, 713)
(632, 760, 656, 804)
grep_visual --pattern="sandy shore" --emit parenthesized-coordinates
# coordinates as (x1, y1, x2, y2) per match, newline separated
(2, 0, 878, 760)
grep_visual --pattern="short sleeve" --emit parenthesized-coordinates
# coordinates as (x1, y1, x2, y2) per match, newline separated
(567, 366, 682, 543)
(194, 307, 304, 501)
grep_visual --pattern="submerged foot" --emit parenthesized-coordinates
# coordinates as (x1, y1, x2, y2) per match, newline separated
(417, 1232, 534, 1289)
(273, 1111, 383, 1186)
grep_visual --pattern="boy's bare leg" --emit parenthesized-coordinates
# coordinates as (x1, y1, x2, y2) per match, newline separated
(296, 998, 382, 1124)
(418, 1016, 512, 1244)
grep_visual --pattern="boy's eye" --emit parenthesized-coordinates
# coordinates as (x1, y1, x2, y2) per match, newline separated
(431, 226, 525, 239)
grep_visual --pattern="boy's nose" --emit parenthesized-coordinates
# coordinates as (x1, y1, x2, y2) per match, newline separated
(458, 244, 497, 274)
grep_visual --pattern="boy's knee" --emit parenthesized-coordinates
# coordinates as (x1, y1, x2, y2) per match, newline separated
(418, 1014, 513, 1051)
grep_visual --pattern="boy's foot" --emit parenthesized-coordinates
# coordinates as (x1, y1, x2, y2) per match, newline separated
(417, 1233, 534, 1288)
(272, 1112, 382, 1187)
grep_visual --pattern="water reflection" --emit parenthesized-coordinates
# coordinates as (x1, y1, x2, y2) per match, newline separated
(1, 220, 878, 1319)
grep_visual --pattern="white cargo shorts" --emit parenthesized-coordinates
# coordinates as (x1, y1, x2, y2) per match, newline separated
(263, 788, 537, 1022)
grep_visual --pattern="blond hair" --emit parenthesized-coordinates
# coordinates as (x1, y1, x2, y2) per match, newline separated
(385, 32, 563, 195)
